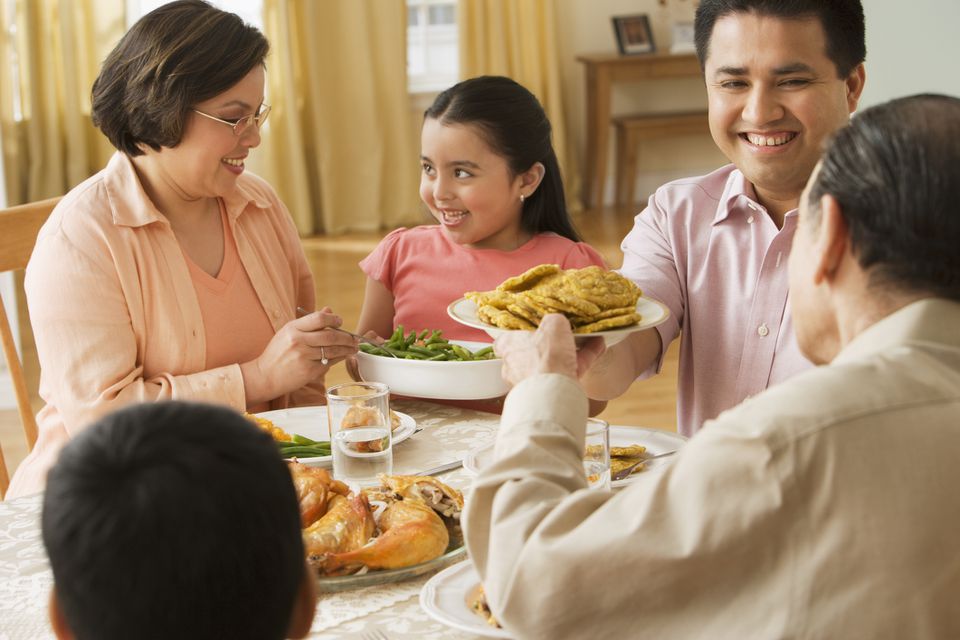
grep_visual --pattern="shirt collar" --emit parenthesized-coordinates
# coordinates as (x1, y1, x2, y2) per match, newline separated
(834, 298, 960, 364)
(103, 151, 269, 227)
(712, 168, 798, 226)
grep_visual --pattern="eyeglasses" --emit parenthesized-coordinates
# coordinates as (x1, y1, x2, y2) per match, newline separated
(192, 103, 271, 136)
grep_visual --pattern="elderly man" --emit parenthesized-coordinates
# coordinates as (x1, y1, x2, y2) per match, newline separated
(583, 0, 866, 435)
(465, 95, 960, 639)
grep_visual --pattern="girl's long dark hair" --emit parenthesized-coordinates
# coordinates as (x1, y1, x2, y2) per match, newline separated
(425, 76, 583, 242)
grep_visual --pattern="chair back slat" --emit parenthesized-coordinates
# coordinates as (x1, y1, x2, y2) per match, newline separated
(0, 196, 60, 498)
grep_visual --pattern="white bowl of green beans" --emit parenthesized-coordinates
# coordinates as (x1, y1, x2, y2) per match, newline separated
(356, 327, 509, 400)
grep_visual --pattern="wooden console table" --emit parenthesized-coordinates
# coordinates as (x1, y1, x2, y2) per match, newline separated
(576, 51, 703, 208)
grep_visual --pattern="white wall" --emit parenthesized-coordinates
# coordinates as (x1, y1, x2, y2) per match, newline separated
(859, 0, 960, 108)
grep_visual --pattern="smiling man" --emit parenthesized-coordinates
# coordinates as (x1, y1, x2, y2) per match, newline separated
(582, 0, 866, 436)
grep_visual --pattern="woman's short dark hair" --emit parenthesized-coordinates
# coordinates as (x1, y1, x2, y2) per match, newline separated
(92, 0, 269, 156)
(807, 94, 960, 301)
(694, 0, 866, 77)
(42, 401, 305, 640)
(425, 76, 583, 242)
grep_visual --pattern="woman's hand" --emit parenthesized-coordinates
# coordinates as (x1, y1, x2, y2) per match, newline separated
(241, 307, 359, 404)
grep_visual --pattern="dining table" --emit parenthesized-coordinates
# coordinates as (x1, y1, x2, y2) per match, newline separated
(576, 51, 703, 208)
(0, 400, 501, 639)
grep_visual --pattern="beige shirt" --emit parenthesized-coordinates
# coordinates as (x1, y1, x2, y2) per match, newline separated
(8, 152, 321, 499)
(465, 298, 960, 639)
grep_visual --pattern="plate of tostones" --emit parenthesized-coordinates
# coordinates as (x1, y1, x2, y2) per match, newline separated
(462, 425, 687, 489)
(448, 265, 669, 346)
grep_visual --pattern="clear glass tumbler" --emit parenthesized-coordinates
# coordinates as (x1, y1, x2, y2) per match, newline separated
(326, 382, 393, 486)
(583, 418, 611, 490)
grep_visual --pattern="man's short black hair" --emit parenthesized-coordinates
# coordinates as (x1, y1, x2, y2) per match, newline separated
(42, 401, 305, 640)
(694, 0, 866, 77)
(808, 94, 960, 301)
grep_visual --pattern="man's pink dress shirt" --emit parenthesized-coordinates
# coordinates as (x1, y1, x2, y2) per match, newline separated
(619, 165, 812, 436)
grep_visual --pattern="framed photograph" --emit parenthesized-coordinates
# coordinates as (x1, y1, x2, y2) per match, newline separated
(612, 14, 655, 55)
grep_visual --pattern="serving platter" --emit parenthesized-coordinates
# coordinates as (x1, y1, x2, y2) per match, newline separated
(463, 425, 687, 489)
(315, 527, 465, 593)
(254, 406, 416, 466)
(447, 295, 670, 346)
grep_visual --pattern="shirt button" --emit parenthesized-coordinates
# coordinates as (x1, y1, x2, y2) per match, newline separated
(747, 216, 754, 224)
(192, 329, 197, 337)
(757, 323, 769, 337)
(272, 310, 280, 318)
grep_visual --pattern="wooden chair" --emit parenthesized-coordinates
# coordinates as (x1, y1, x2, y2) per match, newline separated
(0, 196, 59, 497)
(613, 110, 710, 206)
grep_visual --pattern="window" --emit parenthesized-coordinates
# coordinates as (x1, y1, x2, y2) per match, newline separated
(126, 0, 264, 30)
(129, 1, 455, 93)
(407, 0, 458, 93)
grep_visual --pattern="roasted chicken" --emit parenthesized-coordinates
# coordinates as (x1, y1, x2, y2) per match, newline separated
(288, 462, 350, 527)
(302, 493, 376, 563)
(318, 499, 449, 574)
(310, 474, 464, 576)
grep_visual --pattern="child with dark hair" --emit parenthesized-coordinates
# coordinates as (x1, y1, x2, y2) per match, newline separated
(356, 75, 606, 344)
(42, 401, 316, 640)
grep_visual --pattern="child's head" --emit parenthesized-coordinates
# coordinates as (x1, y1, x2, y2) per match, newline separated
(42, 401, 315, 640)
(422, 75, 582, 249)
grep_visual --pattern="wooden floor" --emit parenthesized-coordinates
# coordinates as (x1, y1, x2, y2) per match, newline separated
(0, 203, 679, 480)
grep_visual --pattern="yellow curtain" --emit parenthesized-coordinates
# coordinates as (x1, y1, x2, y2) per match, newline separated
(0, 0, 120, 205)
(457, 0, 579, 210)
(258, 0, 422, 235)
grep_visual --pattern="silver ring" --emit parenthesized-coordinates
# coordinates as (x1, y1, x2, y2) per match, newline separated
(320, 346, 329, 365)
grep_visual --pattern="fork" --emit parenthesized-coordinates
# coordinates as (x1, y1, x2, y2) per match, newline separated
(361, 630, 390, 640)
(296, 307, 395, 356)
(612, 450, 678, 481)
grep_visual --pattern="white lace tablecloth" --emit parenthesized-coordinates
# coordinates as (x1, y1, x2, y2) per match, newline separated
(0, 401, 500, 640)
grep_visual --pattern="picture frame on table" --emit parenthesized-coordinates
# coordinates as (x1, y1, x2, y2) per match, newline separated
(612, 14, 655, 55)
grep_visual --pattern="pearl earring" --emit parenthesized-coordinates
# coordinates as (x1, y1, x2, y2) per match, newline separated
(520, 193, 526, 203)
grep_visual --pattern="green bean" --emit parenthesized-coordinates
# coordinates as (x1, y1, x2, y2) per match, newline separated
(278, 444, 331, 458)
(450, 344, 473, 360)
(364, 327, 496, 362)
(291, 434, 320, 445)
(408, 345, 436, 357)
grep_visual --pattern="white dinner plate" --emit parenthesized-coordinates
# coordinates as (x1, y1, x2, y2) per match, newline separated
(420, 560, 513, 639)
(462, 425, 687, 489)
(254, 406, 416, 466)
(447, 296, 670, 346)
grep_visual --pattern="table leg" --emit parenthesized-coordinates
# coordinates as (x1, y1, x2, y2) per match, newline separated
(582, 66, 612, 209)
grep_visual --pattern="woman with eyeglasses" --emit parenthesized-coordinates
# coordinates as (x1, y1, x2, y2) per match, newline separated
(6, 0, 357, 498)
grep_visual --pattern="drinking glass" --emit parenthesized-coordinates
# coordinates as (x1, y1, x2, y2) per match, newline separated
(326, 382, 392, 486)
(583, 418, 611, 490)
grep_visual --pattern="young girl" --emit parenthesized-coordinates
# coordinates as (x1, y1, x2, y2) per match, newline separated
(357, 75, 606, 344)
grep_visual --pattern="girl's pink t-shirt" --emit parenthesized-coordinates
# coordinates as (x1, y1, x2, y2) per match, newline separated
(359, 225, 607, 343)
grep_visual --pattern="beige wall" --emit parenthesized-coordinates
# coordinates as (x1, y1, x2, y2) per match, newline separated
(859, 0, 960, 109)
(555, 0, 726, 205)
